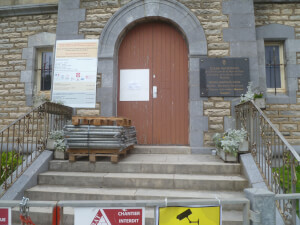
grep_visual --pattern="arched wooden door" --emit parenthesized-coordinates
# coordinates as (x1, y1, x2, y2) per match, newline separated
(118, 22, 189, 145)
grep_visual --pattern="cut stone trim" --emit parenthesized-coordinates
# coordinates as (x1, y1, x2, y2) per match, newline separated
(222, 0, 260, 132)
(21, 32, 56, 106)
(98, 0, 207, 58)
(56, 0, 85, 40)
(97, 0, 207, 149)
(0, 4, 58, 17)
(256, 24, 295, 40)
(256, 24, 299, 104)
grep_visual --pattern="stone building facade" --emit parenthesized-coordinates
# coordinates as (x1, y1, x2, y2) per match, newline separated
(1, 0, 300, 152)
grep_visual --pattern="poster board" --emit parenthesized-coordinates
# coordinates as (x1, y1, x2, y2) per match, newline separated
(52, 39, 98, 108)
(120, 69, 149, 101)
(74, 207, 145, 225)
(156, 206, 221, 225)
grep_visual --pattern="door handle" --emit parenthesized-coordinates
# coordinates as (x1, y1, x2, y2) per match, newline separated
(153, 86, 157, 98)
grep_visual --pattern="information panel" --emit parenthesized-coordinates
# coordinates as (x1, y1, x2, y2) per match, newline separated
(200, 58, 249, 97)
(74, 207, 145, 225)
(52, 40, 98, 108)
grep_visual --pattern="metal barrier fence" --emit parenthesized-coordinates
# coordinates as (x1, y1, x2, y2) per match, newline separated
(0, 102, 72, 196)
(0, 198, 250, 225)
(275, 194, 300, 225)
(235, 100, 300, 225)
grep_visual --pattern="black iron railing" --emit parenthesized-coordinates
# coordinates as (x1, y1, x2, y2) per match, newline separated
(0, 102, 72, 196)
(235, 100, 300, 225)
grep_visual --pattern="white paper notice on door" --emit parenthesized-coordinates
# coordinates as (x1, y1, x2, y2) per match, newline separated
(120, 69, 149, 101)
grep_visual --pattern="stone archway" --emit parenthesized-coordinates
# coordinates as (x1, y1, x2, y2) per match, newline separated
(97, 0, 207, 147)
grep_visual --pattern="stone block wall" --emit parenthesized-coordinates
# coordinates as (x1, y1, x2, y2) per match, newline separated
(0, 14, 57, 129)
(255, 3, 300, 39)
(79, 0, 229, 56)
(203, 97, 231, 146)
(264, 79, 300, 146)
(254, 3, 300, 147)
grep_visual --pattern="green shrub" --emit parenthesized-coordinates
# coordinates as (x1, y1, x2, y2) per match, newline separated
(0, 152, 23, 185)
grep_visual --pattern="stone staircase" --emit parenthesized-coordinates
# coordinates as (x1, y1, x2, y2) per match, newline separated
(12, 146, 248, 225)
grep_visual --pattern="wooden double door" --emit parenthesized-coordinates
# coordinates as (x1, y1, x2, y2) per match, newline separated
(118, 21, 189, 145)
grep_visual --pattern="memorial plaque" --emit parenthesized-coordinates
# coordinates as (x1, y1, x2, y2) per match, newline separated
(200, 58, 249, 97)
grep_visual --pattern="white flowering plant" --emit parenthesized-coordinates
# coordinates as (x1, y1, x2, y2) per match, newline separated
(49, 130, 64, 140)
(48, 130, 66, 152)
(240, 82, 263, 103)
(54, 139, 66, 152)
(212, 128, 247, 156)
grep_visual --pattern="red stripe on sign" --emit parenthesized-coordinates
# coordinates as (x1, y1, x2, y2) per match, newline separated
(0, 209, 8, 225)
(90, 210, 103, 225)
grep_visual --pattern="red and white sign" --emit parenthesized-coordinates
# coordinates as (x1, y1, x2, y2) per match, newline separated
(74, 207, 145, 225)
(0, 208, 11, 225)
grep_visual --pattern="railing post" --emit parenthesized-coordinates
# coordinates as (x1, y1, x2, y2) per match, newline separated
(249, 103, 254, 146)
(245, 188, 276, 225)
(291, 158, 297, 225)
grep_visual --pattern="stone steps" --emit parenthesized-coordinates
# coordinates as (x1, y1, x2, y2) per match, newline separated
(13, 147, 248, 225)
(37, 171, 247, 191)
(26, 185, 245, 203)
(49, 155, 241, 175)
(131, 145, 191, 154)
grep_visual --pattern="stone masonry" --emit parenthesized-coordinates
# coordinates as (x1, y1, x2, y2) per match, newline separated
(203, 97, 231, 146)
(79, 0, 229, 57)
(255, 3, 300, 39)
(263, 79, 300, 146)
(254, 3, 300, 146)
(0, 14, 57, 129)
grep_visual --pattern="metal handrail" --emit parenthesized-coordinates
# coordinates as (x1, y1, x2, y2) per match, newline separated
(249, 101, 300, 161)
(0, 102, 72, 196)
(0, 198, 250, 225)
(235, 100, 300, 225)
(275, 194, 300, 201)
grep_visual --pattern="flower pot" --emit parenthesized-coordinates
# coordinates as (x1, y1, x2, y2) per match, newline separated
(239, 140, 249, 153)
(54, 150, 67, 160)
(217, 149, 238, 163)
(46, 139, 55, 150)
(254, 98, 266, 109)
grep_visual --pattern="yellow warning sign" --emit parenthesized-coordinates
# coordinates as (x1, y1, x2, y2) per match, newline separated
(157, 206, 221, 225)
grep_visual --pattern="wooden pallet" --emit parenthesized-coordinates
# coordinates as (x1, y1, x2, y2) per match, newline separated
(72, 116, 132, 126)
(67, 145, 134, 163)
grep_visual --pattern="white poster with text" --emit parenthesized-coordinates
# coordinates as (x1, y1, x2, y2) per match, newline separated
(120, 69, 149, 101)
(52, 39, 98, 108)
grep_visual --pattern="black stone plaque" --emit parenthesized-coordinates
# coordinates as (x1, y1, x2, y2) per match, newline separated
(200, 58, 249, 97)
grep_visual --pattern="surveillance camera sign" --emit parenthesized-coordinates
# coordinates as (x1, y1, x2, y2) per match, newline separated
(74, 207, 145, 225)
(156, 206, 221, 225)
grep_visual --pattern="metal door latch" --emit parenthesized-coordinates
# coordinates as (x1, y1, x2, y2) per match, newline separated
(153, 86, 157, 98)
